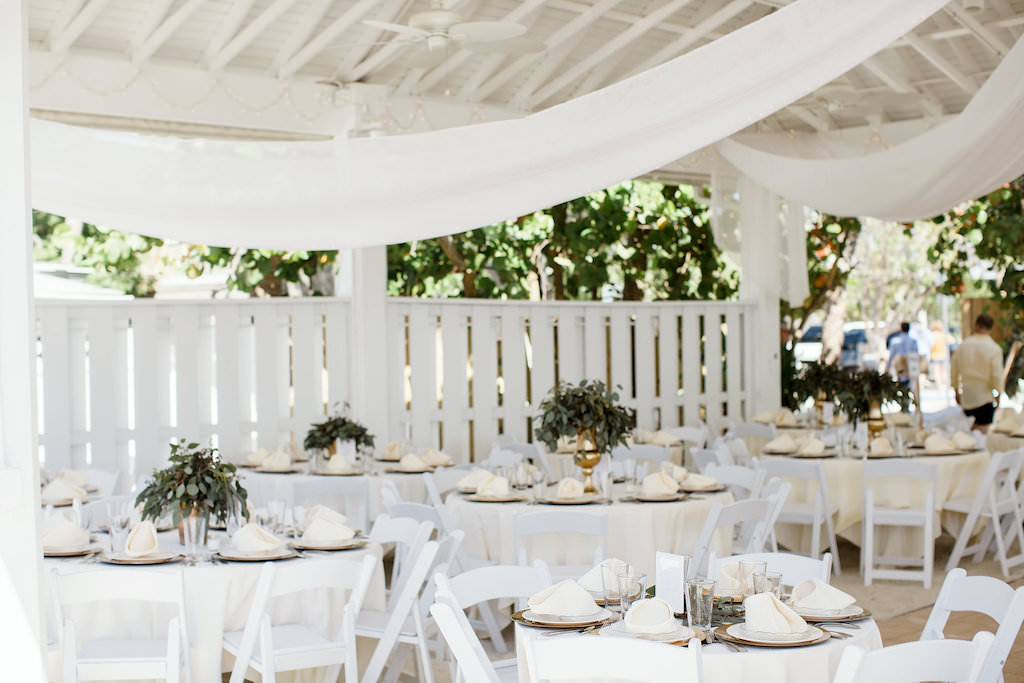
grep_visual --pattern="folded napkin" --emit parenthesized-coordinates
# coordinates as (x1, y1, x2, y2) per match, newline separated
(650, 430, 680, 446)
(578, 558, 629, 595)
(385, 441, 408, 460)
(924, 434, 956, 452)
(41, 478, 86, 503)
(399, 453, 429, 471)
(326, 454, 352, 472)
(40, 513, 89, 550)
(556, 478, 585, 499)
(798, 437, 825, 455)
(476, 474, 510, 497)
(302, 515, 355, 544)
(124, 520, 161, 557)
(641, 472, 679, 497)
(790, 579, 856, 611)
(528, 579, 600, 617)
(661, 463, 688, 483)
(303, 504, 348, 528)
(753, 410, 778, 424)
(421, 448, 454, 467)
(715, 561, 753, 597)
(764, 434, 797, 453)
(682, 472, 719, 490)
(458, 468, 491, 489)
(57, 470, 89, 488)
(951, 431, 978, 450)
(776, 408, 798, 427)
(635, 428, 655, 444)
(624, 598, 678, 634)
(515, 462, 541, 483)
(245, 448, 270, 466)
(869, 437, 893, 455)
(232, 523, 282, 552)
(263, 450, 292, 469)
(744, 592, 807, 634)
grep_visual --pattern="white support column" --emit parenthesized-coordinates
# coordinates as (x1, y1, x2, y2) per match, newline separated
(348, 246, 390, 445)
(0, 0, 46, 677)
(739, 179, 782, 416)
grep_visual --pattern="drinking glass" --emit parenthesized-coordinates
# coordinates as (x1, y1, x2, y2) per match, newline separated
(622, 459, 637, 495)
(182, 514, 208, 561)
(267, 499, 287, 532)
(738, 559, 767, 598)
(753, 571, 783, 598)
(531, 472, 547, 502)
(107, 509, 132, 554)
(685, 578, 716, 635)
(616, 570, 648, 615)
(598, 470, 612, 502)
(599, 559, 629, 613)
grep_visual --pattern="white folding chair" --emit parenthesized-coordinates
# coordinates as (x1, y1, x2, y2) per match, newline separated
(56, 567, 190, 682)
(612, 443, 672, 465)
(293, 476, 371, 532)
(922, 568, 1024, 683)
(73, 469, 121, 497)
(524, 630, 704, 683)
(379, 479, 404, 509)
(486, 447, 525, 469)
(493, 441, 553, 480)
(513, 510, 608, 580)
(78, 494, 136, 529)
(665, 424, 709, 449)
(368, 514, 433, 603)
(758, 476, 793, 553)
(429, 601, 516, 683)
(944, 450, 1024, 577)
(757, 458, 843, 575)
(225, 555, 376, 683)
(715, 435, 755, 468)
(690, 448, 724, 474)
(862, 459, 937, 588)
(729, 421, 777, 439)
(707, 551, 832, 588)
(924, 405, 969, 430)
(386, 501, 454, 536)
(422, 469, 472, 508)
(690, 498, 775, 578)
(704, 463, 766, 501)
(833, 632, 994, 683)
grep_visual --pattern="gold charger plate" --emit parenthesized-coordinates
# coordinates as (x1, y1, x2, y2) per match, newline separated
(635, 493, 688, 503)
(374, 456, 402, 462)
(511, 608, 617, 630)
(238, 462, 260, 468)
(100, 551, 184, 565)
(762, 449, 798, 456)
(681, 485, 727, 494)
(715, 624, 829, 648)
(539, 495, 597, 505)
(255, 466, 304, 474)
(215, 548, 299, 562)
(44, 544, 101, 558)
(41, 497, 87, 507)
(792, 606, 872, 623)
(312, 469, 364, 476)
(464, 494, 526, 503)
(291, 538, 369, 551)
(385, 467, 434, 474)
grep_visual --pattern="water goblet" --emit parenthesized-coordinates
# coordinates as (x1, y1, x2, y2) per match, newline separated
(616, 570, 648, 615)
(685, 578, 716, 636)
(753, 571, 783, 599)
(738, 559, 766, 598)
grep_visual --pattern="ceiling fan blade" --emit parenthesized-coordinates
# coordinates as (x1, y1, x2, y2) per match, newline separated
(464, 36, 546, 55)
(449, 20, 526, 43)
(361, 19, 429, 38)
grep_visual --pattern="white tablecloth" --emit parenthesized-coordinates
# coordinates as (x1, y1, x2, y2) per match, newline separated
(985, 431, 1024, 454)
(446, 485, 734, 577)
(762, 450, 991, 557)
(514, 618, 882, 683)
(44, 532, 386, 682)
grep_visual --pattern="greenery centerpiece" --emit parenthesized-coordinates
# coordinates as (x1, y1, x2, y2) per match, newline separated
(535, 379, 635, 493)
(794, 361, 848, 425)
(135, 441, 249, 542)
(304, 407, 375, 457)
(834, 369, 912, 438)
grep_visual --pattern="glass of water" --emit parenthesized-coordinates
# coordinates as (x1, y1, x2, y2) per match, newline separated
(753, 571, 783, 599)
(616, 569, 648, 615)
(686, 578, 716, 635)
(107, 504, 132, 554)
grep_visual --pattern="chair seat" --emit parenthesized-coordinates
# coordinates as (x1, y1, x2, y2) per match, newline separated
(75, 639, 171, 680)
(943, 495, 1017, 516)
(355, 609, 417, 639)
(777, 502, 839, 521)
(872, 507, 932, 525)
(224, 623, 345, 673)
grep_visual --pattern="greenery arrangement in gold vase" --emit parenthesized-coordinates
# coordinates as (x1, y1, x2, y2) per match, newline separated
(834, 369, 912, 437)
(303, 407, 375, 455)
(135, 441, 249, 541)
(794, 361, 848, 425)
(535, 379, 635, 493)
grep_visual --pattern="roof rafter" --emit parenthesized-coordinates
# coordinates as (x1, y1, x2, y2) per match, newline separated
(338, 0, 409, 78)
(208, 0, 300, 72)
(509, 32, 586, 108)
(278, 0, 379, 79)
(457, 53, 507, 100)
(628, 0, 753, 77)
(272, 0, 335, 74)
(49, 0, 112, 54)
(131, 0, 173, 56)
(944, 4, 1011, 57)
(132, 0, 205, 64)
(203, 0, 256, 67)
(529, 0, 700, 108)
(903, 32, 978, 94)
(859, 55, 943, 118)
(786, 104, 834, 132)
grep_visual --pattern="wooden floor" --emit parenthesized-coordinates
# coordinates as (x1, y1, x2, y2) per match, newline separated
(875, 577, 1024, 683)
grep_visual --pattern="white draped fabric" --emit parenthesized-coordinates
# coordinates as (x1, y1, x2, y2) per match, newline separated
(29, 0, 947, 250)
(719, 32, 1024, 221)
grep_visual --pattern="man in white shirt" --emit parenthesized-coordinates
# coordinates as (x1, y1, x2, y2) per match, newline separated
(951, 314, 1004, 432)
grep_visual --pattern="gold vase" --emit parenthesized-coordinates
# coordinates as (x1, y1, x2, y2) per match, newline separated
(177, 506, 209, 545)
(866, 398, 886, 441)
(814, 389, 826, 427)
(573, 428, 602, 494)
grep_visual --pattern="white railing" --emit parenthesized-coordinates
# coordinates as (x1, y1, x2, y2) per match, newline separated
(35, 297, 755, 476)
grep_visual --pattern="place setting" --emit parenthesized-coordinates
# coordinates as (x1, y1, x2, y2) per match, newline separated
(289, 504, 369, 552)
(535, 477, 599, 505)
(460, 472, 528, 503)
(511, 578, 618, 630)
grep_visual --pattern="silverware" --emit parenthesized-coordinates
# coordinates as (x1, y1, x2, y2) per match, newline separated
(813, 621, 860, 630)
(541, 624, 603, 637)
(819, 627, 851, 639)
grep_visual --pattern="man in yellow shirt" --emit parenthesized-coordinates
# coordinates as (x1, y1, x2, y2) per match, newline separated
(951, 314, 1004, 433)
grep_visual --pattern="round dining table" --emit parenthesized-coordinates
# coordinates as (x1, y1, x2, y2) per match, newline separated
(445, 484, 734, 577)
(985, 430, 1024, 454)
(43, 531, 386, 682)
(513, 616, 882, 683)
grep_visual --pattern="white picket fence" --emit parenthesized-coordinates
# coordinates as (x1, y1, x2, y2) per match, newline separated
(34, 296, 754, 479)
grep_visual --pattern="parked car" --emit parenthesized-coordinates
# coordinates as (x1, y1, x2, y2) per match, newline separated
(794, 323, 871, 369)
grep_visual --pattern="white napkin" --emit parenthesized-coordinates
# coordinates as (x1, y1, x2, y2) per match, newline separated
(790, 579, 856, 611)
(753, 410, 779, 424)
(924, 434, 956, 453)
(556, 478, 584, 499)
(887, 413, 912, 426)
(624, 598, 678, 634)
(57, 470, 89, 488)
(303, 504, 348, 529)
(635, 428, 655, 444)
(515, 462, 541, 482)
(715, 562, 752, 597)
(578, 558, 629, 595)
(421, 448, 454, 467)
(641, 472, 679, 497)
(681, 472, 720, 491)
(869, 437, 893, 455)
(458, 468, 491, 489)
(744, 592, 807, 634)
(528, 579, 600, 617)
(661, 463, 688, 483)
(951, 431, 977, 450)
(302, 515, 356, 544)
(263, 450, 292, 469)
(326, 454, 352, 472)
(764, 434, 797, 453)
(41, 514, 89, 550)
(232, 523, 283, 552)
(776, 408, 797, 427)
(385, 441, 408, 460)
(476, 474, 510, 497)
(399, 453, 429, 471)
(41, 478, 86, 503)
(124, 520, 161, 557)
(650, 430, 680, 446)
(245, 448, 269, 466)
(798, 437, 825, 455)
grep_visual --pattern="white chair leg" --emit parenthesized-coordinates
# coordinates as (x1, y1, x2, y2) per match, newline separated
(166, 617, 181, 683)
(863, 492, 874, 587)
(261, 616, 276, 683)
(63, 619, 77, 683)
(825, 509, 842, 576)
(382, 647, 409, 683)
(924, 509, 934, 590)
(412, 604, 435, 683)
(476, 600, 508, 653)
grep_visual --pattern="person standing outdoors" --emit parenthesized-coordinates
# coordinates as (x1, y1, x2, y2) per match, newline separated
(951, 314, 1004, 433)
(929, 320, 951, 391)
(887, 322, 916, 387)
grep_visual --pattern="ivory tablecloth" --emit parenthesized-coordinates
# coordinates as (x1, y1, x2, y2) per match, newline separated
(985, 432, 1024, 454)
(446, 485, 734, 577)
(44, 533, 386, 682)
(514, 618, 882, 683)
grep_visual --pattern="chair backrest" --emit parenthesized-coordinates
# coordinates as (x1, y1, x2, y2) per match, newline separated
(704, 463, 766, 500)
(486, 447, 524, 469)
(707, 551, 832, 587)
(716, 436, 754, 468)
(864, 459, 937, 487)
(418, 531, 466, 613)
(758, 459, 829, 510)
(386, 501, 447, 533)
(611, 444, 672, 463)
(292, 476, 371, 532)
(952, 450, 1024, 526)
(368, 513, 433, 604)
(422, 469, 472, 508)
(730, 422, 776, 439)
(524, 629, 703, 682)
(760, 477, 793, 545)
(378, 479, 404, 509)
(690, 498, 775, 577)
(513, 510, 608, 577)
(73, 468, 121, 497)
(79, 494, 136, 529)
(922, 568, 1024, 683)
(429, 600, 501, 683)
(435, 561, 553, 612)
(690, 448, 722, 474)
(665, 425, 708, 448)
(495, 441, 552, 473)
(833, 632, 994, 683)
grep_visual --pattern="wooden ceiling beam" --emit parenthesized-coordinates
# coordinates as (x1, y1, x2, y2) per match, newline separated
(208, 0, 299, 72)
(203, 0, 256, 67)
(508, 32, 585, 108)
(338, 0, 410, 78)
(130, 0, 174, 57)
(859, 56, 944, 118)
(272, 0, 336, 74)
(278, 0, 379, 79)
(903, 32, 978, 94)
(786, 104, 833, 132)
(132, 0, 205, 64)
(49, 0, 112, 54)
(944, 4, 1011, 57)
(627, 0, 752, 77)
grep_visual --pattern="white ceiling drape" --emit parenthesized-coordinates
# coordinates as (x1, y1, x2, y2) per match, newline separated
(718, 32, 1024, 221)
(29, 0, 947, 250)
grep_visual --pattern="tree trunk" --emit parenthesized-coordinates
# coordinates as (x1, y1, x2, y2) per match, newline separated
(821, 287, 846, 363)
(548, 203, 568, 300)
(462, 271, 478, 298)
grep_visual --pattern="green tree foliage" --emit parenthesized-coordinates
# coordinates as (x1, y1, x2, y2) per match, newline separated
(176, 246, 339, 297)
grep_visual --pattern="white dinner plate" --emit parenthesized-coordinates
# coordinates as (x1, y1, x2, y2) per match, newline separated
(100, 551, 183, 565)
(727, 623, 823, 644)
(522, 607, 612, 627)
(600, 620, 692, 642)
(790, 603, 864, 619)
(255, 466, 304, 474)
(464, 494, 526, 503)
(43, 544, 100, 558)
(216, 547, 298, 562)
(291, 538, 368, 551)
(635, 493, 687, 503)
(385, 467, 434, 474)
(312, 469, 363, 476)
(541, 494, 597, 505)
